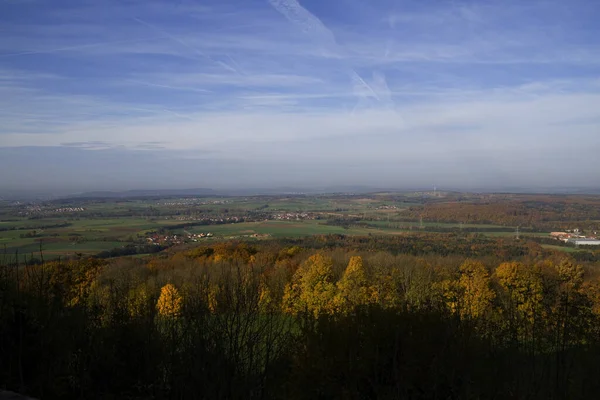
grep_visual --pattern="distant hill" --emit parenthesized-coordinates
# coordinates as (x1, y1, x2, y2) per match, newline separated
(69, 188, 215, 199)
(7, 185, 600, 202)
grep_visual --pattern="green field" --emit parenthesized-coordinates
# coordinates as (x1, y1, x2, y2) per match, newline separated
(0, 217, 191, 260)
(365, 220, 509, 229)
(0, 216, 551, 260)
(0, 192, 587, 260)
(180, 219, 544, 240)
(182, 220, 368, 238)
(540, 244, 580, 253)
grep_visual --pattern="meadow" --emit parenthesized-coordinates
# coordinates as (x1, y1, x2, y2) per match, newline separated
(1, 191, 593, 260)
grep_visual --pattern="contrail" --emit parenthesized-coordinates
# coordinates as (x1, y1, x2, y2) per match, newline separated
(370, 71, 393, 106)
(350, 71, 381, 101)
(127, 79, 212, 93)
(162, 109, 197, 120)
(267, 0, 382, 104)
(268, 0, 336, 45)
(0, 36, 167, 58)
(133, 17, 238, 74)
(226, 55, 245, 75)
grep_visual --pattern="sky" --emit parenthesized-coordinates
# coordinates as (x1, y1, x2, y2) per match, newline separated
(1, 0, 599, 194)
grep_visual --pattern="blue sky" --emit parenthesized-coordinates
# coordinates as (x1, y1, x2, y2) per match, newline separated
(1, 0, 599, 193)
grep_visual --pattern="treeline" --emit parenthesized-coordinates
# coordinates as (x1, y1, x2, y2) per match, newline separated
(2, 237, 600, 398)
(0, 222, 71, 232)
(273, 233, 533, 259)
(95, 243, 168, 259)
(406, 200, 600, 230)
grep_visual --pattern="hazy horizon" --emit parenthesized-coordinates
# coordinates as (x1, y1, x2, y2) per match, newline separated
(1, 0, 599, 193)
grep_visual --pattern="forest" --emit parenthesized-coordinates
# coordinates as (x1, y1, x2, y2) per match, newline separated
(2, 234, 600, 399)
(405, 195, 600, 230)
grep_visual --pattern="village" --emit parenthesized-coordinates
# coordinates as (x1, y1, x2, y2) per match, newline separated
(550, 229, 600, 246)
(272, 212, 315, 220)
(159, 199, 230, 206)
(146, 232, 214, 245)
(17, 205, 85, 216)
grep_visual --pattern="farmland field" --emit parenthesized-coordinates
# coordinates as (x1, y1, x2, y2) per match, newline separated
(540, 244, 579, 253)
(181, 220, 372, 238)
(1, 191, 597, 260)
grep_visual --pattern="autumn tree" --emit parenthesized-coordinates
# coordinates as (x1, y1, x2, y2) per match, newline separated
(457, 260, 495, 319)
(404, 259, 436, 310)
(552, 259, 592, 349)
(156, 283, 183, 318)
(258, 279, 274, 313)
(128, 283, 152, 318)
(334, 256, 374, 314)
(282, 253, 336, 317)
(495, 262, 545, 346)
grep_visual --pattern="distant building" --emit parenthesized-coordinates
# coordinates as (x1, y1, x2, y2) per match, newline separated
(568, 239, 600, 246)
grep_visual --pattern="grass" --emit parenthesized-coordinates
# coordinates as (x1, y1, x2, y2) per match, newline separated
(0, 216, 195, 260)
(365, 220, 508, 229)
(178, 219, 556, 241)
(183, 221, 353, 238)
(0, 195, 582, 259)
(0, 213, 554, 258)
(182, 220, 381, 238)
(1, 240, 125, 261)
(540, 244, 580, 253)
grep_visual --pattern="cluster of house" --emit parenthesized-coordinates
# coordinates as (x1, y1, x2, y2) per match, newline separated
(376, 205, 398, 210)
(223, 233, 271, 240)
(273, 212, 313, 220)
(147, 232, 214, 245)
(53, 207, 85, 213)
(146, 234, 184, 245)
(170, 215, 243, 223)
(187, 233, 214, 242)
(146, 233, 183, 246)
(550, 230, 600, 246)
(18, 206, 85, 216)
(159, 200, 230, 206)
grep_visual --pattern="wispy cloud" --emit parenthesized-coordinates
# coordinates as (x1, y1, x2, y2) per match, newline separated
(132, 16, 239, 73)
(1, 0, 599, 190)
(267, 0, 387, 107)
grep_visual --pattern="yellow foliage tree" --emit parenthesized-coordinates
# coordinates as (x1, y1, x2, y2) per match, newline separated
(555, 259, 583, 291)
(334, 256, 373, 314)
(44, 259, 104, 307)
(156, 283, 183, 318)
(370, 268, 404, 309)
(552, 259, 592, 345)
(258, 280, 274, 312)
(282, 253, 337, 317)
(458, 260, 495, 319)
(439, 278, 461, 315)
(583, 281, 600, 317)
(128, 284, 151, 318)
(495, 262, 544, 329)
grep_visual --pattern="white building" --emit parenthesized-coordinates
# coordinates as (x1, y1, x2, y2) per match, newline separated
(568, 239, 600, 246)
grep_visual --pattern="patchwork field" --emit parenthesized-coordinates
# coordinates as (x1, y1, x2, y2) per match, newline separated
(2, 191, 595, 261)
